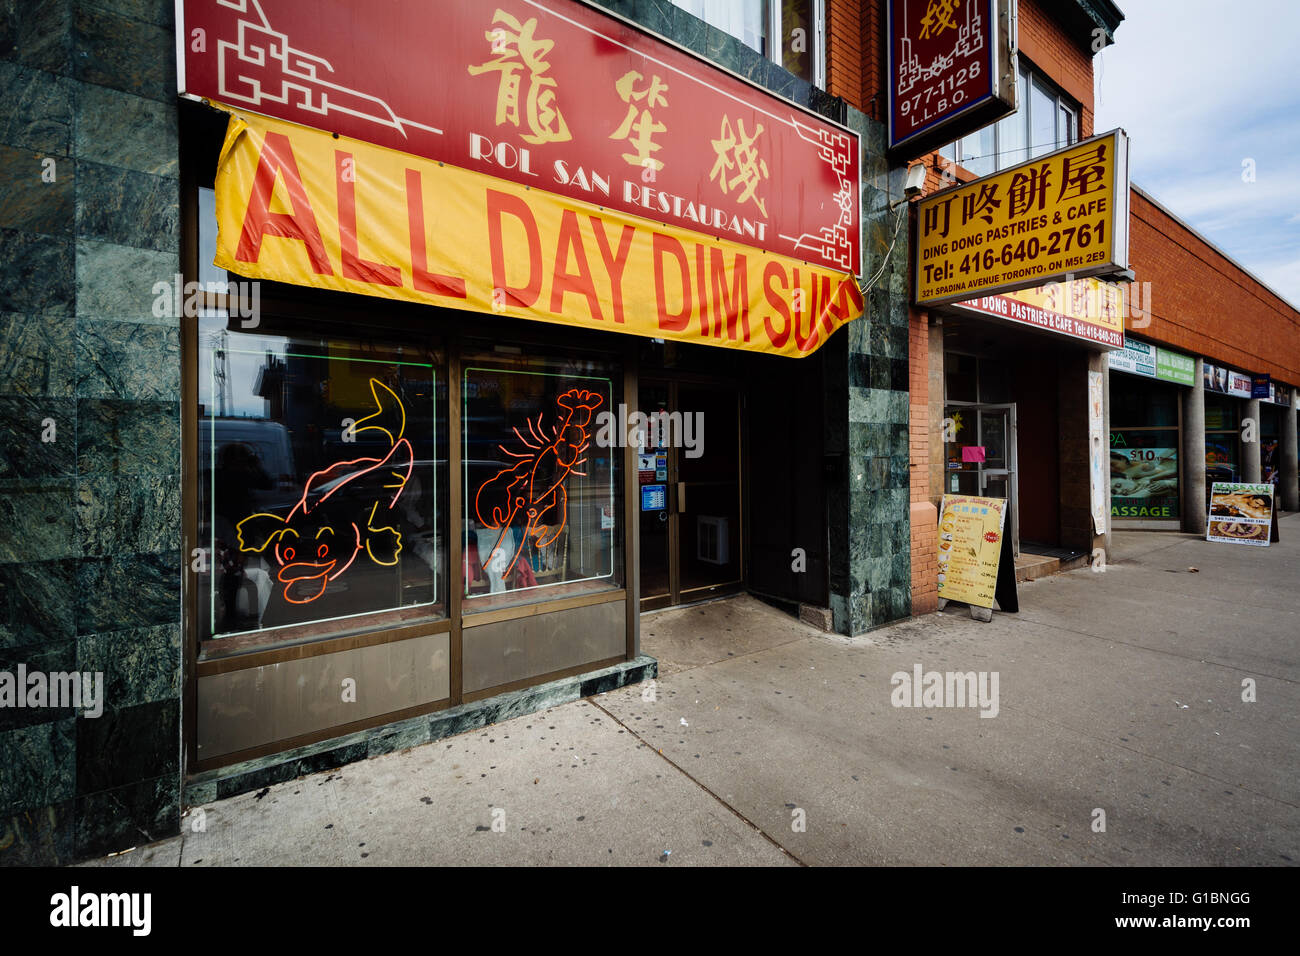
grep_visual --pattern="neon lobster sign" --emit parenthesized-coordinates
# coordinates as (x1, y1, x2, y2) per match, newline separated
(474, 387, 604, 580)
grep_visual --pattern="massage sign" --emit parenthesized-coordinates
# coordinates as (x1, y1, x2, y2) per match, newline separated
(1110, 441, 1179, 519)
(179, 0, 864, 358)
(1207, 483, 1274, 547)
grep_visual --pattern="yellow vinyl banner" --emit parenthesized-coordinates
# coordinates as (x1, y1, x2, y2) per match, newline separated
(213, 109, 864, 357)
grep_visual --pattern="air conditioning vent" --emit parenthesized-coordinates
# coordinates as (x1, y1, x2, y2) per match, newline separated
(697, 515, 729, 565)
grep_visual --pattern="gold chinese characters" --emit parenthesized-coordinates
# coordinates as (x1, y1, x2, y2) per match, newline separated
(610, 70, 670, 172)
(468, 9, 572, 145)
(709, 115, 770, 217)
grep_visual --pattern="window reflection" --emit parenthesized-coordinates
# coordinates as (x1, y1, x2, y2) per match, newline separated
(1205, 395, 1242, 484)
(669, 0, 821, 85)
(1029, 76, 1057, 159)
(198, 315, 445, 640)
(999, 68, 1030, 168)
(672, 0, 769, 55)
(959, 124, 996, 179)
(943, 63, 1077, 174)
(780, 0, 816, 83)
(463, 348, 623, 610)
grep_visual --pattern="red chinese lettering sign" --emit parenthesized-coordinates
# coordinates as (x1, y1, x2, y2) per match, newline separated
(179, 0, 861, 274)
(887, 0, 1005, 155)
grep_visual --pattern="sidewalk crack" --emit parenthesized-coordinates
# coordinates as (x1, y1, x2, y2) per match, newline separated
(587, 698, 809, 866)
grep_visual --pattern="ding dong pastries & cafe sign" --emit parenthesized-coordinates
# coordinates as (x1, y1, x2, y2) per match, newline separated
(915, 129, 1131, 307)
(178, 0, 865, 357)
(951, 275, 1126, 349)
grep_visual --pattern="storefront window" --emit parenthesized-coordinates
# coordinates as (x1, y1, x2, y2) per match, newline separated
(1110, 429, 1180, 519)
(1261, 404, 1281, 484)
(462, 346, 623, 612)
(945, 353, 978, 404)
(196, 187, 224, 288)
(977, 357, 1011, 404)
(197, 314, 446, 642)
(1205, 395, 1241, 484)
(944, 353, 1008, 405)
(1112, 374, 1178, 426)
(1110, 377, 1181, 520)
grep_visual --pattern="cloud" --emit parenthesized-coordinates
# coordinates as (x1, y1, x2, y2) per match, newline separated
(1095, 0, 1300, 305)
(1138, 172, 1300, 231)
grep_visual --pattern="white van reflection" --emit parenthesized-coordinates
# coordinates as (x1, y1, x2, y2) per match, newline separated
(203, 419, 297, 633)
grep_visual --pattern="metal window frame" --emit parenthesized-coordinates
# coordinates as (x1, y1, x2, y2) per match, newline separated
(765, 0, 827, 88)
(179, 158, 643, 774)
(953, 59, 1081, 172)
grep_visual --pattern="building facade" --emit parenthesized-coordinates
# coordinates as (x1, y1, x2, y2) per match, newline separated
(904, 0, 1300, 611)
(1, 0, 915, 863)
(2, 0, 1296, 866)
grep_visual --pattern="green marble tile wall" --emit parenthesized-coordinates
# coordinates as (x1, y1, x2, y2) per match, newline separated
(0, 0, 182, 865)
(832, 111, 915, 635)
(592, 1, 915, 635)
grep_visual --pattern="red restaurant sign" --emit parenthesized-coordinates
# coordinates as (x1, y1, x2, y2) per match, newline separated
(886, 0, 1014, 156)
(178, 0, 861, 274)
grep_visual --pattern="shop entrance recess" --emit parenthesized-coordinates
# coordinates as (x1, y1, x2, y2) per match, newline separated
(638, 378, 743, 611)
(944, 403, 1020, 557)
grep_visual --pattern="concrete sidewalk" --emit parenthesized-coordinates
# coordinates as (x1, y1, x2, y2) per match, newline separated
(87, 519, 1300, 866)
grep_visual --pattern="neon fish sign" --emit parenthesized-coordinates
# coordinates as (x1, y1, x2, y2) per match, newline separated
(236, 378, 412, 604)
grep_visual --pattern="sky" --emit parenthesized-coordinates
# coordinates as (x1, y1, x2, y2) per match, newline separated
(1093, 0, 1300, 308)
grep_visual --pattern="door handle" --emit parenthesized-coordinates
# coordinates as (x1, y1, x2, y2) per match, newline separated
(677, 482, 687, 513)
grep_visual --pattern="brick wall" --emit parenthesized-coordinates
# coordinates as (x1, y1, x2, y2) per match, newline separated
(909, 310, 938, 613)
(1017, 0, 1096, 136)
(826, 0, 863, 112)
(859, 0, 885, 120)
(897, 0, 1105, 616)
(824, 0, 884, 118)
(1128, 188, 1300, 385)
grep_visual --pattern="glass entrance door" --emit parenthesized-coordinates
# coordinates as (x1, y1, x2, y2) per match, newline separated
(638, 381, 673, 608)
(944, 402, 1019, 556)
(638, 379, 742, 610)
(676, 383, 741, 600)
